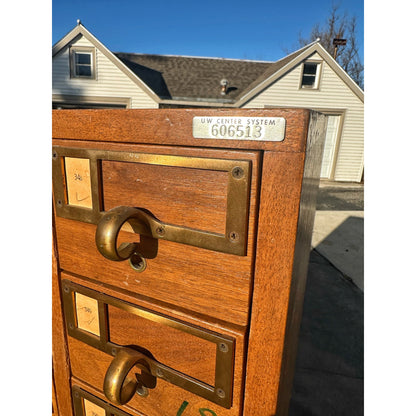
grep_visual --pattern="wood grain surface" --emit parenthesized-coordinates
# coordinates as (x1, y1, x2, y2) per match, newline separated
(107, 304, 218, 386)
(52, 214, 74, 416)
(243, 151, 306, 415)
(101, 160, 228, 234)
(53, 141, 260, 326)
(52, 108, 310, 153)
(52, 371, 58, 415)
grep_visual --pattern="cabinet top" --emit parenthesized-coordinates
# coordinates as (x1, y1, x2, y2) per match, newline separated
(52, 108, 313, 153)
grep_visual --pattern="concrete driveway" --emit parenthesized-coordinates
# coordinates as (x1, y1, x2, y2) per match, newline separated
(313, 181, 364, 291)
(289, 181, 364, 416)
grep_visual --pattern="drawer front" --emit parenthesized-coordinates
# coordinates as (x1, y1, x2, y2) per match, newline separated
(72, 385, 135, 416)
(63, 279, 246, 416)
(53, 141, 260, 325)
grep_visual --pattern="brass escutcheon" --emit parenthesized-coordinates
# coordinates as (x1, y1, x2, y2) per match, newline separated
(53, 146, 251, 256)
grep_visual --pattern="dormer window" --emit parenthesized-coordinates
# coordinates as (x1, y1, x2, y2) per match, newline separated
(300, 61, 322, 89)
(74, 52, 92, 76)
(70, 47, 96, 79)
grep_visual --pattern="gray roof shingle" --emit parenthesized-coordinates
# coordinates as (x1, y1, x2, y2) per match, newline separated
(115, 52, 272, 102)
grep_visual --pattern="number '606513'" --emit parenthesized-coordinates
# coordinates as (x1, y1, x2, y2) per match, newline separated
(210, 123, 262, 139)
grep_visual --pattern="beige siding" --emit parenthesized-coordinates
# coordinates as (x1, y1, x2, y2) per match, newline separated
(52, 36, 158, 109)
(243, 52, 364, 182)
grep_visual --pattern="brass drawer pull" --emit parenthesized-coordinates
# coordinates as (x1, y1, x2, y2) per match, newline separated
(95, 206, 156, 262)
(104, 347, 157, 405)
(95, 203, 247, 262)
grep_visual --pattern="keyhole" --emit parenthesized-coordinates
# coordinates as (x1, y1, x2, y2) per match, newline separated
(135, 384, 149, 397)
(129, 252, 147, 272)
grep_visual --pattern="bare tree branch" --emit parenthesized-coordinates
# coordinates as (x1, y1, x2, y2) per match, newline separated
(296, 3, 364, 88)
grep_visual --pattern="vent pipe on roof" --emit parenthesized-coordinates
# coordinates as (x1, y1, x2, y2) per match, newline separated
(220, 79, 228, 95)
(77, 19, 81, 25)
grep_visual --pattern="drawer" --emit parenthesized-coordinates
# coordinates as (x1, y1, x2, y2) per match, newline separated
(71, 385, 136, 416)
(62, 278, 246, 416)
(53, 141, 260, 325)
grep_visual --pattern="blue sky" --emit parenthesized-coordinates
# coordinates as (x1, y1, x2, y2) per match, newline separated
(52, 0, 363, 62)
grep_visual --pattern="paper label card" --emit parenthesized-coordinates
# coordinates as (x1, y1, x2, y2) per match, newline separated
(65, 157, 92, 208)
(83, 399, 106, 416)
(75, 292, 100, 336)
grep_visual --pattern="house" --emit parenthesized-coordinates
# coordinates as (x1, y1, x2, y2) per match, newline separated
(52, 22, 364, 182)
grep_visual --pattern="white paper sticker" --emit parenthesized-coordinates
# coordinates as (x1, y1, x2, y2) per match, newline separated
(75, 292, 100, 336)
(83, 399, 106, 416)
(192, 116, 286, 142)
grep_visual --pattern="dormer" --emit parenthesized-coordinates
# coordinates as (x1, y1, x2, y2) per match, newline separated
(69, 46, 96, 79)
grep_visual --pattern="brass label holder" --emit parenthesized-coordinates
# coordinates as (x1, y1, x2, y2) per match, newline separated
(62, 279, 235, 408)
(52, 146, 251, 256)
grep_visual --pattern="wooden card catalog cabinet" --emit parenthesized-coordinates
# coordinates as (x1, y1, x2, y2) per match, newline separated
(52, 109, 326, 416)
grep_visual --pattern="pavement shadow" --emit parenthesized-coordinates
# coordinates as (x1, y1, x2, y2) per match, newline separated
(312, 215, 364, 291)
(288, 250, 364, 416)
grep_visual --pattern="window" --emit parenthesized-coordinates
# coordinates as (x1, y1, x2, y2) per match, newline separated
(74, 52, 92, 76)
(300, 61, 322, 89)
(70, 47, 96, 79)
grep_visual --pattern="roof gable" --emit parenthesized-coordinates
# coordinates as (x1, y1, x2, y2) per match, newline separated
(52, 23, 160, 103)
(233, 42, 364, 106)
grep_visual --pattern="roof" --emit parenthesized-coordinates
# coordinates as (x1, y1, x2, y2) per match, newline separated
(53, 23, 364, 106)
(115, 53, 271, 102)
(235, 44, 313, 100)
